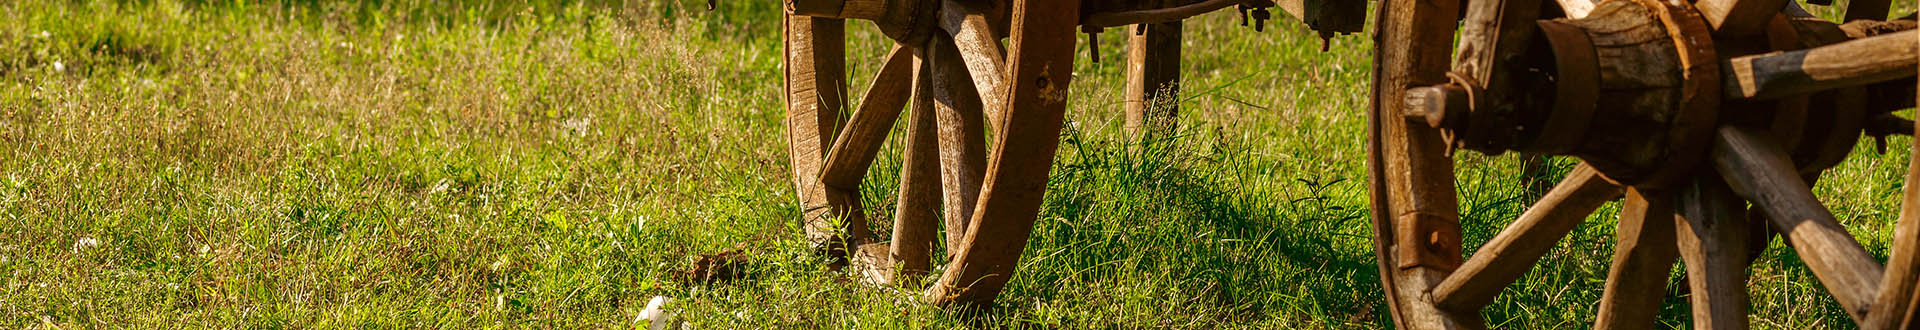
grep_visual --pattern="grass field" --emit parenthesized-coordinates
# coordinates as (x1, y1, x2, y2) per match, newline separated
(1, 0, 1916, 328)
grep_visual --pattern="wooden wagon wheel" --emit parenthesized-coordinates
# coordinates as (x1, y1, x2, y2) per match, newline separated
(1370, 0, 1919, 328)
(782, 0, 1082, 307)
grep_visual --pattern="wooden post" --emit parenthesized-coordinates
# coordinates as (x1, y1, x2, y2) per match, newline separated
(1124, 20, 1181, 139)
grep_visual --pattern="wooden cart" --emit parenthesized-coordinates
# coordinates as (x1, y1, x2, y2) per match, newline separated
(778, 0, 1362, 307)
(778, 0, 1920, 327)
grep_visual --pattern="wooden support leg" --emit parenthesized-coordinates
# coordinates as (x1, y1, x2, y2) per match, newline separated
(1674, 177, 1752, 330)
(1594, 188, 1679, 330)
(1124, 21, 1181, 139)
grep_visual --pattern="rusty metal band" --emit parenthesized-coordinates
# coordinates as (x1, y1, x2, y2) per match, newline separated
(1627, 0, 1721, 188)
(1522, 19, 1602, 156)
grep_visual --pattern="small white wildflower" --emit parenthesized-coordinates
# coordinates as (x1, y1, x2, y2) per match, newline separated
(37, 31, 49, 39)
(73, 237, 99, 251)
(638, 296, 680, 330)
(51, 61, 64, 73)
(197, 244, 210, 255)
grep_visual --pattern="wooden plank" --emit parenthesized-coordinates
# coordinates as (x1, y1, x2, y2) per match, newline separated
(927, 36, 989, 256)
(924, 0, 1081, 307)
(1673, 178, 1753, 330)
(1711, 125, 1884, 322)
(1124, 21, 1181, 139)
(785, 16, 869, 248)
(889, 48, 942, 283)
(1369, 0, 1473, 327)
(1724, 30, 1919, 100)
(821, 46, 917, 190)
(1594, 188, 1679, 330)
(938, 0, 1011, 133)
(1448, 0, 1547, 151)
(1082, 0, 1246, 28)
(1431, 164, 1622, 312)
(1695, 0, 1791, 36)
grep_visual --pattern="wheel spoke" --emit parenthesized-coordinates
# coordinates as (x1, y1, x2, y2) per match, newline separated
(888, 47, 942, 283)
(1432, 163, 1622, 312)
(1712, 125, 1883, 322)
(821, 45, 918, 190)
(937, 0, 1010, 132)
(927, 36, 989, 256)
(1595, 188, 1679, 330)
(1674, 177, 1752, 330)
(925, 0, 1079, 307)
(786, 16, 869, 249)
(1872, 76, 1920, 328)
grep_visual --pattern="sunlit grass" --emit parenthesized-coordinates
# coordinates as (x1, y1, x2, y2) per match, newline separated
(1, 0, 1913, 328)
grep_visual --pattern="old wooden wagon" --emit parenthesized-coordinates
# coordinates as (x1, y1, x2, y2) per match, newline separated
(774, 0, 1919, 327)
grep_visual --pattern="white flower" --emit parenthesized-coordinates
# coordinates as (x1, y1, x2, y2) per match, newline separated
(72, 237, 99, 252)
(51, 61, 64, 73)
(638, 295, 680, 330)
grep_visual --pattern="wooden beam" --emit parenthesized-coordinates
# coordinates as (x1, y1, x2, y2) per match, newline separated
(925, 0, 1081, 307)
(1125, 21, 1181, 139)
(889, 48, 942, 283)
(927, 36, 988, 257)
(1594, 188, 1679, 330)
(1711, 125, 1884, 322)
(1725, 30, 1919, 100)
(1695, 0, 1791, 36)
(938, 0, 1011, 133)
(1082, 0, 1250, 29)
(820, 46, 917, 190)
(1431, 164, 1621, 313)
(1673, 177, 1753, 330)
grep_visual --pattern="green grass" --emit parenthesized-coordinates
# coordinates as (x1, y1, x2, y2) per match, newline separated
(1, 0, 1915, 328)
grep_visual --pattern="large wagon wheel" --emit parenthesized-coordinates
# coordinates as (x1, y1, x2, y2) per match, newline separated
(1369, 0, 1918, 328)
(782, 0, 1082, 307)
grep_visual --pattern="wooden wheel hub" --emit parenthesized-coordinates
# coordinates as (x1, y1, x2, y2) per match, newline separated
(1407, 0, 1724, 188)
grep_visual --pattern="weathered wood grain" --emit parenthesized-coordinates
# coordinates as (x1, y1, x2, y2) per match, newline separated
(785, 16, 869, 250)
(1673, 177, 1753, 330)
(889, 48, 941, 283)
(1713, 125, 1884, 322)
(1724, 30, 1918, 100)
(1695, 0, 1790, 35)
(1431, 164, 1621, 313)
(1125, 20, 1181, 139)
(821, 46, 916, 190)
(1369, 0, 1474, 327)
(1447, 0, 1546, 151)
(927, 36, 988, 256)
(938, 0, 1011, 132)
(1594, 188, 1679, 330)
(925, 0, 1081, 307)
